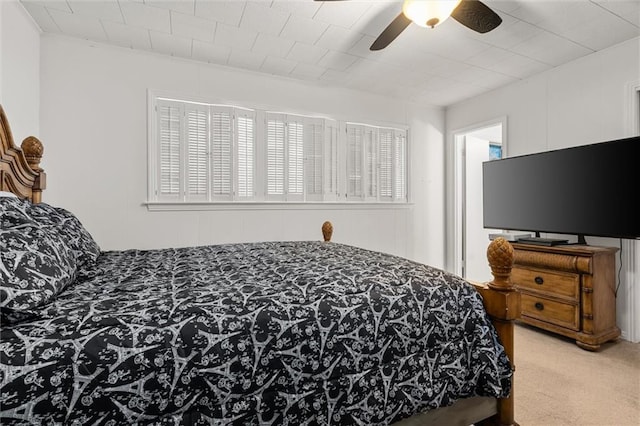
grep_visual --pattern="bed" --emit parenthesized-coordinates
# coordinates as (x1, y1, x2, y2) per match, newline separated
(0, 104, 520, 426)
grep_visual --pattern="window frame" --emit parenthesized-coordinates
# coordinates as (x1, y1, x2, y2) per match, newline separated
(345, 122, 409, 203)
(147, 91, 410, 208)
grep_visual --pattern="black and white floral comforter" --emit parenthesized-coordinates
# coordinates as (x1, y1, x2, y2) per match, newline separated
(1, 240, 512, 425)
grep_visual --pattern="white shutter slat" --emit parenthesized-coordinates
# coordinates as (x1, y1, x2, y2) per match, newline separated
(158, 103, 182, 199)
(379, 129, 393, 201)
(346, 125, 363, 199)
(267, 116, 286, 197)
(236, 113, 255, 199)
(305, 119, 324, 200)
(324, 120, 338, 201)
(186, 107, 209, 199)
(364, 127, 378, 200)
(288, 120, 304, 197)
(394, 130, 407, 201)
(211, 109, 233, 199)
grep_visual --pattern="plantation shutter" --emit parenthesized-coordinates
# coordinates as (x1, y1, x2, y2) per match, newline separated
(287, 118, 304, 200)
(379, 128, 394, 201)
(236, 110, 255, 199)
(344, 123, 407, 203)
(266, 114, 286, 199)
(151, 95, 408, 205)
(324, 120, 339, 201)
(157, 100, 183, 200)
(304, 118, 324, 201)
(363, 126, 378, 201)
(185, 105, 209, 200)
(346, 124, 363, 199)
(394, 129, 407, 201)
(211, 107, 233, 200)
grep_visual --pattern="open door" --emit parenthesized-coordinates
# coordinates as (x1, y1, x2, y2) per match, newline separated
(452, 121, 504, 282)
(463, 135, 492, 282)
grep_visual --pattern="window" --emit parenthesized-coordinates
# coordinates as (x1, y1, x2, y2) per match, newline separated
(265, 113, 338, 202)
(346, 123, 408, 202)
(307, 118, 339, 202)
(265, 113, 303, 201)
(153, 98, 255, 202)
(489, 143, 502, 160)
(149, 95, 408, 206)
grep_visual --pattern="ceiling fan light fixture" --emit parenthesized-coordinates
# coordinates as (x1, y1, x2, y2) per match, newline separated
(402, 0, 462, 28)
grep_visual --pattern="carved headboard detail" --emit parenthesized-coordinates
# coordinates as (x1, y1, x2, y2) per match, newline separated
(0, 104, 46, 202)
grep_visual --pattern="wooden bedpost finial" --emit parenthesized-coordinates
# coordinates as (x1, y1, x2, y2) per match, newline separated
(21, 136, 44, 171)
(487, 237, 515, 291)
(20, 136, 46, 203)
(322, 221, 333, 242)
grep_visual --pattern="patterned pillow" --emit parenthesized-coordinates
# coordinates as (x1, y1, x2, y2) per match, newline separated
(28, 203, 101, 267)
(0, 197, 33, 229)
(1, 199, 101, 324)
(0, 223, 77, 324)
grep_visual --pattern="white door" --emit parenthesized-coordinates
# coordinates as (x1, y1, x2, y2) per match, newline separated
(464, 135, 493, 282)
(451, 121, 504, 282)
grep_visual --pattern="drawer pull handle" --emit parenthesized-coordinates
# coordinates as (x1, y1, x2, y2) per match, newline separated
(535, 302, 544, 311)
(534, 276, 544, 285)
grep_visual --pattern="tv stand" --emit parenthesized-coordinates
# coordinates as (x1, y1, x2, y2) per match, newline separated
(511, 243, 620, 350)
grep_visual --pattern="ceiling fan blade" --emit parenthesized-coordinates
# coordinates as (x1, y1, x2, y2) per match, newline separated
(451, 0, 502, 34)
(370, 13, 412, 51)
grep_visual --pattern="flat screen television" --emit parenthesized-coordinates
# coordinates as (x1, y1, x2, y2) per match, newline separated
(482, 136, 640, 244)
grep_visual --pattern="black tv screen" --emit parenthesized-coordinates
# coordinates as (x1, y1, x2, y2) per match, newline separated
(482, 136, 640, 240)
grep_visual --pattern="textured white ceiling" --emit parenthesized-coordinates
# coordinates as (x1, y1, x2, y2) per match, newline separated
(20, 0, 640, 107)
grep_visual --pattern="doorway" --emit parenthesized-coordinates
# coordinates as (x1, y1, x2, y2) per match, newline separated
(452, 119, 506, 282)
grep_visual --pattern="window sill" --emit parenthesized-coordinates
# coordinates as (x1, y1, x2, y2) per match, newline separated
(144, 201, 413, 211)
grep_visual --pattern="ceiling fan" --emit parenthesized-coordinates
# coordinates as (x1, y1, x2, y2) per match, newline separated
(315, 0, 502, 51)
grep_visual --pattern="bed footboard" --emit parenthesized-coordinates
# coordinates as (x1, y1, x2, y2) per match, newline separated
(471, 237, 520, 426)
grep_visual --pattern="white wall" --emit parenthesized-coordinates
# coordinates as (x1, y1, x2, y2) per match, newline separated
(39, 35, 446, 268)
(445, 36, 640, 341)
(447, 37, 640, 154)
(0, 0, 40, 140)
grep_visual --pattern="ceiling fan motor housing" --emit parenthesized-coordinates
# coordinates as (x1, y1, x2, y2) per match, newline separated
(403, 0, 462, 28)
(368, 0, 502, 51)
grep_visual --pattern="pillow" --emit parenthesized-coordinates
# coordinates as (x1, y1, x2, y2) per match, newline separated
(0, 197, 32, 229)
(0, 190, 18, 198)
(27, 203, 101, 267)
(0, 223, 77, 324)
(1, 199, 100, 324)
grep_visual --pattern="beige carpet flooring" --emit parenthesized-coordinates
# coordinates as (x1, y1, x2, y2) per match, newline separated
(513, 323, 640, 426)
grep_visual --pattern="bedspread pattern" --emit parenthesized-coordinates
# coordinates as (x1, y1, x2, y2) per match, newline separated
(1, 241, 512, 425)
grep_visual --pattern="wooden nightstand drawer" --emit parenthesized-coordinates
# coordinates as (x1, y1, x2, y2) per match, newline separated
(521, 293, 580, 331)
(511, 243, 619, 350)
(513, 267, 579, 301)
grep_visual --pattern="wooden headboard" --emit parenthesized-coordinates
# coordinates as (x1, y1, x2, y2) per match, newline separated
(0, 104, 46, 202)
